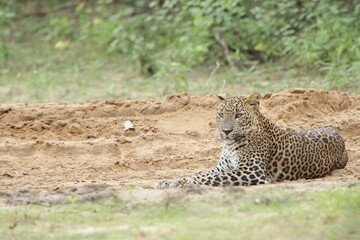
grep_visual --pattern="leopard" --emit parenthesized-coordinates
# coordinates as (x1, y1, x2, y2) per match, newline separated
(155, 92, 348, 189)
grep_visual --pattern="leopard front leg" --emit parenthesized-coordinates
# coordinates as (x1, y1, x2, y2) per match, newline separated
(186, 153, 272, 187)
(156, 165, 271, 188)
(155, 180, 172, 189)
(155, 166, 224, 189)
(155, 178, 192, 189)
(155, 152, 271, 188)
(190, 168, 271, 187)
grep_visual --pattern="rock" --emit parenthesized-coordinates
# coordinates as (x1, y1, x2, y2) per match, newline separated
(0, 107, 11, 114)
(291, 88, 306, 94)
(21, 114, 37, 121)
(124, 120, 134, 131)
(11, 122, 25, 129)
(56, 120, 67, 127)
(32, 122, 44, 131)
(69, 123, 82, 134)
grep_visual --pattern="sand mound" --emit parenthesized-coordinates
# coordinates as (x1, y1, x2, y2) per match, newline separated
(0, 88, 359, 197)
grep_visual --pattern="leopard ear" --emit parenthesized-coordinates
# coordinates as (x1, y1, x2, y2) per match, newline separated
(217, 95, 226, 101)
(245, 92, 261, 108)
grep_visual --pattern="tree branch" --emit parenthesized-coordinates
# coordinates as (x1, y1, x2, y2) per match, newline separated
(214, 34, 237, 68)
(21, 1, 82, 17)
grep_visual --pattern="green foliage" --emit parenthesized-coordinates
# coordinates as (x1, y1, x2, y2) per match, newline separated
(288, 1, 360, 64)
(0, 0, 17, 66)
(0, 0, 359, 102)
(91, 0, 360, 90)
(94, 1, 359, 62)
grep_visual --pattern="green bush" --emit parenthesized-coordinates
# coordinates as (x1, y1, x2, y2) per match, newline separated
(0, 0, 17, 67)
(1, 0, 359, 92)
(286, 1, 360, 64)
(94, 1, 360, 79)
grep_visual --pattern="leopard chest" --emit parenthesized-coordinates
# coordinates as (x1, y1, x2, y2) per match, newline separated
(219, 145, 239, 171)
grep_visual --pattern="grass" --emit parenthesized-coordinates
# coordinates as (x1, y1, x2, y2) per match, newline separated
(1, 184, 359, 240)
(1, 36, 359, 104)
(0, 41, 137, 103)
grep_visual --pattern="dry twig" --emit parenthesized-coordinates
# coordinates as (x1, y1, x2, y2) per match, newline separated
(205, 61, 220, 86)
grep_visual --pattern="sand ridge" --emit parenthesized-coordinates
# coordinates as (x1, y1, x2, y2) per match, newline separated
(0, 88, 359, 194)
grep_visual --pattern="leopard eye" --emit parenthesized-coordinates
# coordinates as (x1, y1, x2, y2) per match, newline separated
(218, 113, 224, 118)
(235, 113, 242, 119)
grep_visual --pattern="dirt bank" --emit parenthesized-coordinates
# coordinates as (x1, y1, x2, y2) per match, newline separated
(0, 88, 359, 199)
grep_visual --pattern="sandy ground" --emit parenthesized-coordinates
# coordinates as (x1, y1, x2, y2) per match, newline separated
(0, 88, 359, 204)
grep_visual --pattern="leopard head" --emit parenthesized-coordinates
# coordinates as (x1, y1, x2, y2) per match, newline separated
(216, 93, 261, 143)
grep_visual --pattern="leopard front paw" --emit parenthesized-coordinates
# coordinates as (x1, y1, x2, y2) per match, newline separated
(169, 178, 191, 188)
(155, 178, 191, 189)
(155, 180, 173, 189)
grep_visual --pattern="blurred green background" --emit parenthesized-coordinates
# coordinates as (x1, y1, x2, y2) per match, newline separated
(1, 0, 359, 103)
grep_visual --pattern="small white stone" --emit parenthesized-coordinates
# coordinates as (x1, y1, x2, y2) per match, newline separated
(124, 120, 134, 131)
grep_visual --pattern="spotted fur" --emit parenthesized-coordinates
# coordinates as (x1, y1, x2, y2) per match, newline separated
(155, 93, 348, 189)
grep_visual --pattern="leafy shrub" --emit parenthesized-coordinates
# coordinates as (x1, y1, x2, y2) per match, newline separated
(0, 0, 17, 66)
(2, 0, 360, 92)
(286, 1, 360, 64)
(95, 1, 360, 75)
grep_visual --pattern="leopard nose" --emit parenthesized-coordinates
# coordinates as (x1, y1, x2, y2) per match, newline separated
(222, 129, 233, 135)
